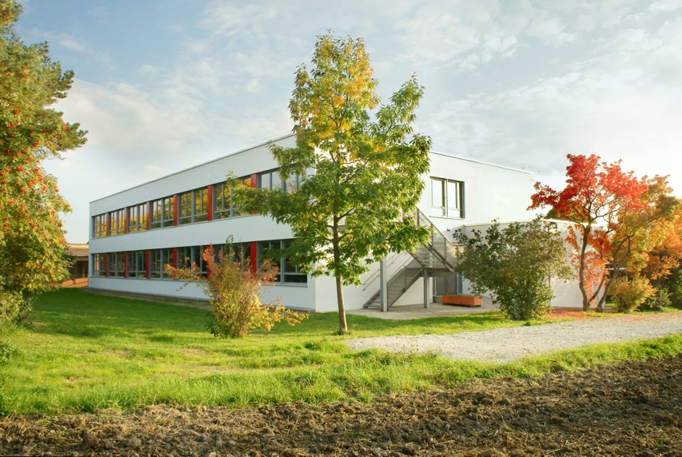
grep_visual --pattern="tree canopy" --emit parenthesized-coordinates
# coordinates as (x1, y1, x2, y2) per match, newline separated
(0, 0, 86, 325)
(234, 33, 431, 333)
(530, 154, 678, 311)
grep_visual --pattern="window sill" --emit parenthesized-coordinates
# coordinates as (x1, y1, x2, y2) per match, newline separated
(274, 282, 309, 287)
(427, 215, 465, 220)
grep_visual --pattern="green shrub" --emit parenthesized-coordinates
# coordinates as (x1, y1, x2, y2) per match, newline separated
(0, 289, 31, 329)
(666, 270, 682, 310)
(640, 287, 672, 311)
(453, 217, 573, 321)
(610, 275, 655, 313)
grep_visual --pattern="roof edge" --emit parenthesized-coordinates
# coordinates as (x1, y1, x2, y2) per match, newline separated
(89, 133, 296, 204)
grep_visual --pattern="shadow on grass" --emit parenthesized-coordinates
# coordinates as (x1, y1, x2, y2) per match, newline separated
(33, 289, 514, 342)
(32, 289, 210, 339)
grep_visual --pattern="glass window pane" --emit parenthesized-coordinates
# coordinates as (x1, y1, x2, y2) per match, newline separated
(447, 181, 460, 218)
(195, 189, 208, 221)
(430, 178, 445, 216)
(271, 171, 282, 191)
(259, 172, 271, 189)
(285, 174, 297, 194)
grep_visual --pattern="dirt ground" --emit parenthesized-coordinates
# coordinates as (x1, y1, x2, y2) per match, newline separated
(1, 354, 681, 457)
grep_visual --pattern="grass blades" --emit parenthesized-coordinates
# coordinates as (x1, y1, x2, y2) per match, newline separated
(1, 288, 680, 415)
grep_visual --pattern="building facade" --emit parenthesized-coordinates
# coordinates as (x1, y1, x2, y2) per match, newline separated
(89, 134, 541, 312)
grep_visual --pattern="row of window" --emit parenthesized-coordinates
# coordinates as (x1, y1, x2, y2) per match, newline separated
(92, 240, 307, 284)
(93, 171, 302, 238)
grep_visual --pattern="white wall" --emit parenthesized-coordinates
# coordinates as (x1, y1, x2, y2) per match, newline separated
(89, 140, 541, 312)
(88, 134, 321, 310)
(420, 152, 535, 233)
(89, 276, 317, 311)
(306, 151, 536, 312)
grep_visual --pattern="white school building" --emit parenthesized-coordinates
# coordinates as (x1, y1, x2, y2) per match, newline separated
(88, 134, 581, 312)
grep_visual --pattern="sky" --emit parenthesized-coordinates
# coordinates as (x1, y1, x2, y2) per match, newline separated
(14, 0, 682, 243)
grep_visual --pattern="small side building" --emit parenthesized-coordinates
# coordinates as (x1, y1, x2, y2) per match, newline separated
(63, 243, 89, 288)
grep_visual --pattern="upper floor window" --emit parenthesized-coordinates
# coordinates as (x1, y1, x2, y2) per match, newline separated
(109, 209, 126, 236)
(430, 178, 464, 218)
(93, 214, 107, 238)
(127, 251, 147, 278)
(128, 203, 148, 232)
(258, 169, 300, 193)
(179, 188, 208, 225)
(151, 196, 174, 229)
(214, 178, 250, 219)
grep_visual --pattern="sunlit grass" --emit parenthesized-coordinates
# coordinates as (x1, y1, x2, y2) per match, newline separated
(0, 288, 680, 415)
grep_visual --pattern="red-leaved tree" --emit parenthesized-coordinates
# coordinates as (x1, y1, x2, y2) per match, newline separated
(530, 154, 649, 311)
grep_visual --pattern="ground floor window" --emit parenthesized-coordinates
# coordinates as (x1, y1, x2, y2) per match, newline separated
(257, 239, 307, 284)
(127, 251, 147, 278)
(108, 252, 124, 277)
(434, 273, 463, 295)
(92, 240, 308, 285)
(178, 246, 208, 274)
(93, 253, 106, 277)
(150, 249, 174, 279)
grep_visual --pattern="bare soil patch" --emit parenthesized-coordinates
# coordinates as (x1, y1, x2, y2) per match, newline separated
(2, 354, 681, 456)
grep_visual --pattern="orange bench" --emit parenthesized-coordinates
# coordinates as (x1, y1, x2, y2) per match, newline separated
(442, 294, 482, 307)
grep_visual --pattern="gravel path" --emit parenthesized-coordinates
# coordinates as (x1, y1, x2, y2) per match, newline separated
(346, 313, 682, 363)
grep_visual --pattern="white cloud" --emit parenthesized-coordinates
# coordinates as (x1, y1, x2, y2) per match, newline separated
(56, 79, 209, 157)
(33, 0, 682, 242)
(37, 31, 115, 70)
(425, 8, 682, 192)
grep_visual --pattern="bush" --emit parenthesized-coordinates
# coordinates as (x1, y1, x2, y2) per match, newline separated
(166, 244, 306, 338)
(0, 289, 31, 329)
(610, 275, 655, 313)
(453, 217, 573, 321)
(640, 287, 672, 311)
(664, 270, 682, 310)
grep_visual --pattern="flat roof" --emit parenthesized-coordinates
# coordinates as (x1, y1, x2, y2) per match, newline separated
(91, 133, 532, 204)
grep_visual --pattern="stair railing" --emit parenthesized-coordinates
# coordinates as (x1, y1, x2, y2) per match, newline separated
(412, 208, 459, 270)
(362, 252, 412, 291)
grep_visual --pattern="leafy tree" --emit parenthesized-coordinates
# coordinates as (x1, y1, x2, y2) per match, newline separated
(453, 217, 572, 321)
(642, 201, 682, 283)
(603, 176, 679, 308)
(234, 33, 431, 333)
(530, 155, 649, 311)
(0, 0, 86, 325)
(165, 244, 306, 338)
(641, 202, 682, 309)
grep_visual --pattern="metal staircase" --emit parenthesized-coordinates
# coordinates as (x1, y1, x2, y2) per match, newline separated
(362, 261, 423, 309)
(363, 208, 460, 309)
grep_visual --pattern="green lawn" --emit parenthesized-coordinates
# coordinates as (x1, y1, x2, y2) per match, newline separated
(1, 288, 681, 415)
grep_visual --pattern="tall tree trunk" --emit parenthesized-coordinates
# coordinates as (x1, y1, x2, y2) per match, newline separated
(332, 222, 348, 333)
(336, 274, 348, 333)
(578, 225, 592, 311)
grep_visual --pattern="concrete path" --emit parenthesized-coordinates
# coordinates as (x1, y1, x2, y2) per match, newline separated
(347, 296, 499, 320)
(347, 312, 682, 362)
